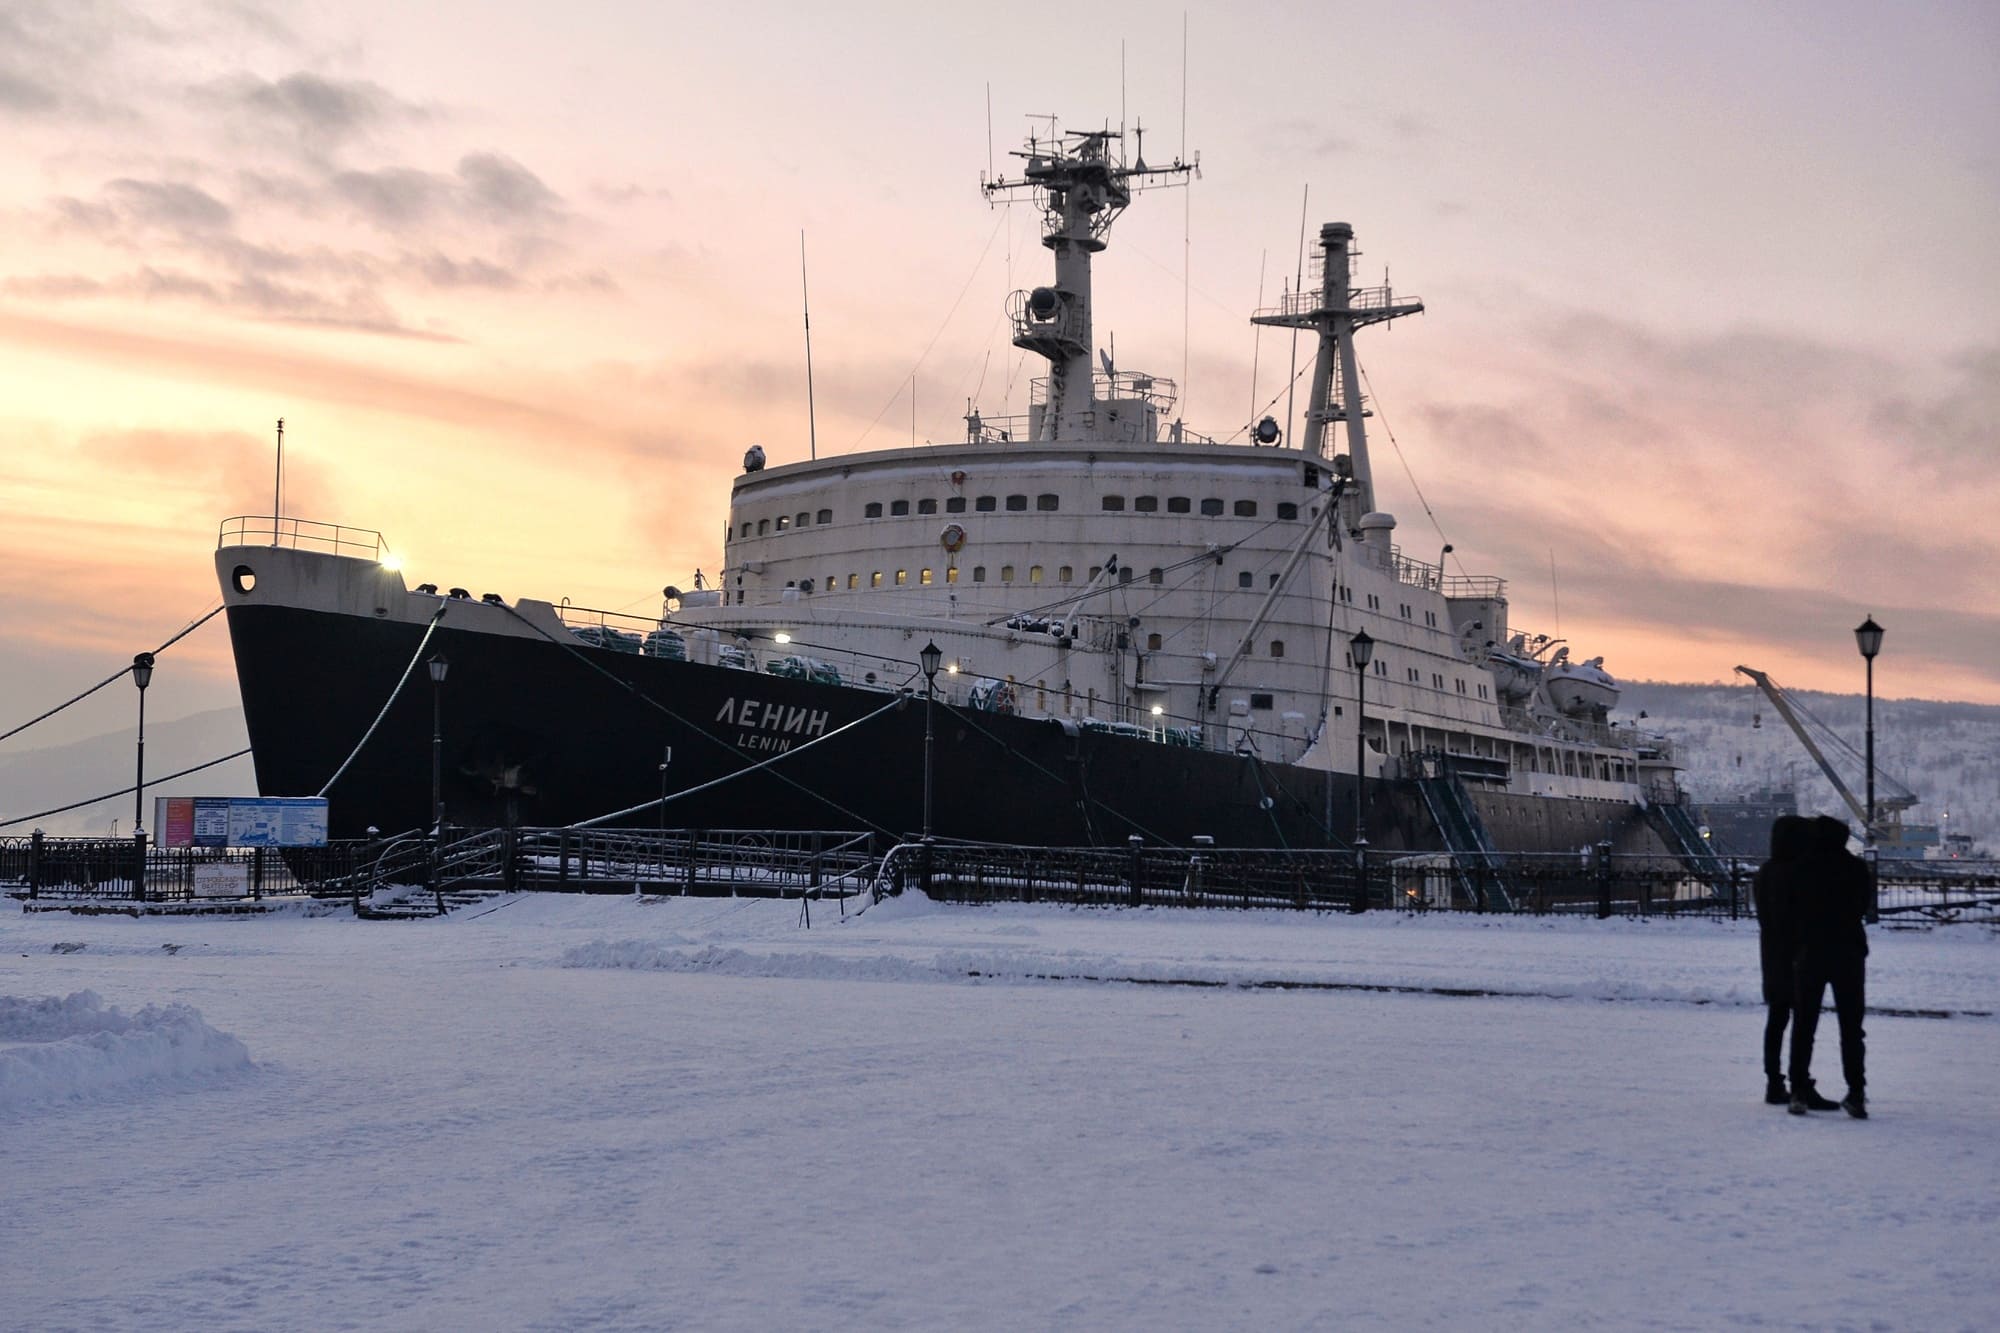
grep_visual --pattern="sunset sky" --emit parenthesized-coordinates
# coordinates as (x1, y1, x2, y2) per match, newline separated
(2, 0, 1995, 754)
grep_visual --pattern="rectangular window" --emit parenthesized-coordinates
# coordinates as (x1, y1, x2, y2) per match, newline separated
(891, 500, 910, 516)
(1237, 572, 1253, 588)
(945, 566, 959, 584)
(1147, 632, 1162, 650)
(1276, 502, 1298, 520)
(870, 571, 882, 587)
(1149, 568, 1164, 584)
(795, 512, 809, 528)
(1028, 565, 1043, 583)
(1270, 640, 1285, 658)
(972, 566, 987, 582)
(1000, 564, 1015, 581)
(775, 515, 790, 530)
(946, 496, 967, 513)
(918, 498, 938, 514)
(864, 503, 883, 518)
(1234, 500, 1257, 517)
(1200, 498, 1224, 516)
(920, 568, 933, 585)
(1118, 567, 1134, 584)
(740, 521, 752, 537)
(1036, 494, 1059, 511)
(1102, 495, 1126, 511)
(1250, 693, 1274, 711)
(975, 496, 997, 512)
(758, 519, 770, 535)
(817, 509, 833, 524)
(1058, 565, 1073, 582)
(1134, 495, 1158, 513)
(847, 574, 859, 589)
(895, 569, 907, 585)
(1005, 494, 1027, 511)
(1168, 497, 1191, 513)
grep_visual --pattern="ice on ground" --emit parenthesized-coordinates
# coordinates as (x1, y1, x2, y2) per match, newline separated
(0, 989, 252, 1111)
(4, 896, 1996, 1330)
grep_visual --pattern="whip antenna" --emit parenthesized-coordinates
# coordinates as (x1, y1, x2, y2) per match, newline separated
(801, 232, 819, 461)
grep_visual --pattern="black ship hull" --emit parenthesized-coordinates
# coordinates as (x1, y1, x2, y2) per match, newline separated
(225, 601, 1650, 852)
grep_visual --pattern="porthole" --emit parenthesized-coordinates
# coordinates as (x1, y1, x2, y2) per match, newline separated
(231, 564, 256, 594)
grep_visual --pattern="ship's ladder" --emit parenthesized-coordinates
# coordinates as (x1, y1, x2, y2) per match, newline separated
(1643, 800, 1732, 894)
(1415, 771, 1516, 910)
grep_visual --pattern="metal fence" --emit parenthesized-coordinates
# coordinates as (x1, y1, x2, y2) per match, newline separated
(0, 833, 371, 903)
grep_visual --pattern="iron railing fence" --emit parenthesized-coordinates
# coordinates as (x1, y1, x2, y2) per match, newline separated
(1, 835, 375, 903)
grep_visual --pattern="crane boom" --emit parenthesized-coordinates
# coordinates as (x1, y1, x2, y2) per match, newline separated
(1734, 664, 1875, 830)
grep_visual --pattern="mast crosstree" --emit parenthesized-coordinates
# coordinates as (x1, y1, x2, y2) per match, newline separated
(983, 125, 1195, 440)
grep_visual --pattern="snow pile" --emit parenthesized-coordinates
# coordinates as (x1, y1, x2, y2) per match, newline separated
(0, 991, 251, 1111)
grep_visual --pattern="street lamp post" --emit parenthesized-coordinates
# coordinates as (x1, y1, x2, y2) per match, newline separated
(1349, 629, 1375, 912)
(919, 641, 942, 841)
(1854, 616, 1883, 923)
(427, 655, 449, 835)
(658, 744, 673, 867)
(131, 653, 155, 838)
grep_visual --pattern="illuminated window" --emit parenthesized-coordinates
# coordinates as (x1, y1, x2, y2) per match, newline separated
(775, 515, 790, 531)
(945, 566, 959, 584)
(1028, 565, 1043, 583)
(895, 569, 907, 585)
(870, 571, 882, 587)
(920, 568, 933, 585)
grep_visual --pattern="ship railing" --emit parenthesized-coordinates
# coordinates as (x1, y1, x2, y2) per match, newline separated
(1494, 706, 1643, 754)
(218, 515, 387, 561)
(1253, 284, 1425, 321)
(1387, 544, 1504, 597)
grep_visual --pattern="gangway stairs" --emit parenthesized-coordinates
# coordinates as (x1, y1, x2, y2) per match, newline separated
(1644, 800, 1732, 894)
(1416, 773, 1516, 910)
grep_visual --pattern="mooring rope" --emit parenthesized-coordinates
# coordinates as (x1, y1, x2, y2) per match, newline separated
(316, 604, 450, 798)
(0, 604, 226, 747)
(0, 748, 254, 829)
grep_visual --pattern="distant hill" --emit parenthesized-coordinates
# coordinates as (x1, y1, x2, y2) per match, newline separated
(0, 707, 255, 838)
(1614, 681, 2000, 846)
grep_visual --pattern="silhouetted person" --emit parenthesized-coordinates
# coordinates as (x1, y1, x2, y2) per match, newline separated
(1752, 815, 1815, 1105)
(1789, 815, 1870, 1118)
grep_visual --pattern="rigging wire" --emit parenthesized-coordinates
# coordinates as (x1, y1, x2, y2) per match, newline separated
(1357, 360, 1459, 572)
(316, 605, 450, 798)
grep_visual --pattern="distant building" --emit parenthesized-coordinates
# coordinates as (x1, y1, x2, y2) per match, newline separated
(1695, 787, 1797, 857)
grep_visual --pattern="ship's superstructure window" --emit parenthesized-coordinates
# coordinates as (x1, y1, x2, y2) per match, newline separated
(1000, 564, 1015, 581)
(796, 512, 810, 527)
(917, 498, 936, 514)
(1237, 572, 1253, 588)
(1006, 494, 1027, 511)
(1147, 632, 1162, 650)
(976, 496, 997, 512)
(1059, 565, 1073, 582)
(1119, 567, 1134, 584)
(865, 503, 883, 518)
(817, 508, 833, 524)
(972, 566, 987, 582)
(920, 568, 933, 585)
(1374, 659, 1389, 676)
(1271, 641, 1285, 658)
(758, 519, 770, 535)
(1234, 500, 1257, 517)
(1101, 495, 1126, 511)
(1251, 693, 1274, 711)
(1366, 593, 1381, 610)
(740, 521, 751, 537)
(1277, 502, 1298, 520)
(895, 569, 907, 585)
(1168, 496, 1191, 513)
(1037, 494, 1059, 511)
(946, 496, 967, 513)
(1028, 565, 1043, 583)
(1400, 603, 1412, 619)
(946, 566, 959, 583)
(1089, 565, 1101, 580)
(1268, 573, 1280, 588)
(1147, 567, 1163, 584)
(871, 571, 882, 587)
(1200, 498, 1224, 516)
(775, 515, 790, 531)
(891, 500, 910, 516)
(1134, 495, 1158, 512)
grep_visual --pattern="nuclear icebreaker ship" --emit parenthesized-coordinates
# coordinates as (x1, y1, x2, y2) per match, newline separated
(216, 122, 1688, 852)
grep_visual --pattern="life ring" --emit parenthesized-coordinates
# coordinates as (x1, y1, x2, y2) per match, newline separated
(940, 523, 967, 553)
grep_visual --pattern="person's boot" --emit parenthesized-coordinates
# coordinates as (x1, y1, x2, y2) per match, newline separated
(1797, 1081, 1842, 1112)
(1788, 1092, 1809, 1116)
(1842, 1090, 1868, 1120)
(1765, 1077, 1789, 1106)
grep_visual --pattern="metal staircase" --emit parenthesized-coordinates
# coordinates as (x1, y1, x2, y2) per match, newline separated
(1416, 773, 1516, 910)
(1644, 800, 1732, 892)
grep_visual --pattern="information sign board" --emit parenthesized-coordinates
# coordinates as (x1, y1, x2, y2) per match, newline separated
(154, 797, 329, 848)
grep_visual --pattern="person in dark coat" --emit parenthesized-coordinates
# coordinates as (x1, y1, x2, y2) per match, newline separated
(1788, 815, 1871, 1118)
(1752, 815, 1815, 1105)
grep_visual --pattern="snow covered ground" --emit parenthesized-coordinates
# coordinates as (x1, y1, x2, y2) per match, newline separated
(5, 894, 1996, 1331)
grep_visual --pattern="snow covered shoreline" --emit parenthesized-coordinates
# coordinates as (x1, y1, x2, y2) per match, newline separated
(5, 896, 1996, 1329)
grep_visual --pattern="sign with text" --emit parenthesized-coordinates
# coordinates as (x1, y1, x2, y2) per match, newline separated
(154, 797, 329, 848)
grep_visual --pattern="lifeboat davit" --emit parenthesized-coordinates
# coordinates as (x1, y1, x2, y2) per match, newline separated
(1547, 655, 1620, 719)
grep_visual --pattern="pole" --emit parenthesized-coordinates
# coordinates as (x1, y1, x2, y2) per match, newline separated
(273, 417, 284, 546)
(1864, 654, 1875, 847)
(134, 682, 147, 838)
(923, 678, 936, 840)
(431, 675, 444, 835)
(1353, 675, 1369, 913)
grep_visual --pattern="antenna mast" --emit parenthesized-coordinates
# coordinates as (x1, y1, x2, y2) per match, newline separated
(801, 232, 819, 461)
(272, 417, 284, 547)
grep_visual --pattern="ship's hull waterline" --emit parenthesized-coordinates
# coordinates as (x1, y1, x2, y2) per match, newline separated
(225, 599, 1652, 853)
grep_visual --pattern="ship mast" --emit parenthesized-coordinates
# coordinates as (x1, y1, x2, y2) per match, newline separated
(1253, 223, 1423, 524)
(983, 124, 1194, 440)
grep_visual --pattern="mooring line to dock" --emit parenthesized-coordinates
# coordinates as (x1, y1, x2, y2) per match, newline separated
(316, 604, 449, 798)
(0, 604, 224, 747)
(0, 748, 253, 828)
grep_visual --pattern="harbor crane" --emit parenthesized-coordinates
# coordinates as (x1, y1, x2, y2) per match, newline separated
(1734, 665, 1917, 840)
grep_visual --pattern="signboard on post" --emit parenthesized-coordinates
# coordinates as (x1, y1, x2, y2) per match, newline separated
(154, 797, 329, 848)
